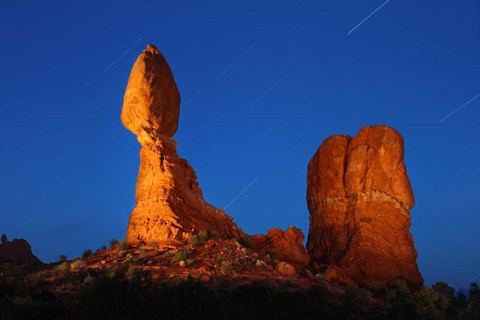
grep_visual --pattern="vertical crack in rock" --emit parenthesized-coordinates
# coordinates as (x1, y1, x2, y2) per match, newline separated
(307, 125, 423, 287)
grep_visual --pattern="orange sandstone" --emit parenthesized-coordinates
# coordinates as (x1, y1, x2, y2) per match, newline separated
(252, 227, 309, 266)
(123, 45, 244, 245)
(307, 125, 423, 287)
(121, 44, 180, 138)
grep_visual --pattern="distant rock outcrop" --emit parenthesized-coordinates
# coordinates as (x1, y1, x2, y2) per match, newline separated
(307, 125, 423, 287)
(0, 234, 42, 265)
(123, 45, 245, 245)
(252, 227, 309, 266)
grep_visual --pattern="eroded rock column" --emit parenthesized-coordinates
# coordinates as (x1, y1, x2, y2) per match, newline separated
(122, 45, 244, 245)
(307, 125, 423, 286)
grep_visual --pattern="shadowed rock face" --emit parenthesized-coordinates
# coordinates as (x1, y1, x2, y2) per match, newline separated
(0, 236, 42, 265)
(307, 125, 423, 287)
(123, 44, 244, 245)
(251, 227, 310, 266)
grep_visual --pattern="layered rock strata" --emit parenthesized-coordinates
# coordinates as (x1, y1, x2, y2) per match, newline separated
(307, 125, 423, 286)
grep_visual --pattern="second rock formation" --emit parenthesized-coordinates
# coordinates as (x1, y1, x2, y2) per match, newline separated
(307, 125, 423, 287)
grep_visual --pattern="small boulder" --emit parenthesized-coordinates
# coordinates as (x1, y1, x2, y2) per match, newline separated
(304, 268, 315, 280)
(252, 227, 309, 266)
(276, 262, 298, 277)
(324, 265, 354, 285)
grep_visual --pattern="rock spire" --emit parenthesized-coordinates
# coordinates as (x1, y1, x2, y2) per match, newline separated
(307, 125, 423, 286)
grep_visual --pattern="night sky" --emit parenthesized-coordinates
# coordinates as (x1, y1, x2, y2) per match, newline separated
(1, 0, 479, 288)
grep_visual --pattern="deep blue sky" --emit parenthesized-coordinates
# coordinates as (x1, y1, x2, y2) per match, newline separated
(1, 0, 479, 288)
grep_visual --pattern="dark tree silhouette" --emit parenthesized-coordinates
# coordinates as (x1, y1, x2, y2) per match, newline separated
(1, 234, 7, 243)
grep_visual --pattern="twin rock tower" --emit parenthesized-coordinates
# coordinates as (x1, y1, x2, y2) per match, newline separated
(121, 44, 423, 287)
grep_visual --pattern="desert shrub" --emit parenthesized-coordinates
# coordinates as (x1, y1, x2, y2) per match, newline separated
(105, 269, 118, 279)
(57, 282, 76, 292)
(126, 256, 141, 265)
(268, 251, 278, 261)
(8, 295, 70, 320)
(209, 232, 221, 240)
(109, 239, 119, 248)
(58, 255, 67, 263)
(0, 263, 25, 277)
(172, 249, 192, 263)
(188, 231, 210, 246)
(70, 259, 86, 272)
(238, 237, 255, 250)
(161, 251, 175, 258)
(126, 266, 141, 281)
(342, 285, 372, 317)
(0, 266, 19, 300)
(81, 249, 92, 259)
(467, 282, 480, 319)
(413, 286, 446, 320)
(185, 259, 197, 267)
(83, 274, 95, 286)
(451, 291, 468, 318)
(255, 260, 268, 270)
(56, 262, 70, 276)
(432, 281, 455, 311)
(118, 240, 130, 251)
(386, 280, 419, 319)
(79, 278, 222, 320)
(220, 260, 233, 276)
(139, 246, 146, 259)
(216, 255, 225, 264)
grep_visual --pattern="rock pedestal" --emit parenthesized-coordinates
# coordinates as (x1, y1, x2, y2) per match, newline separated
(123, 45, 244, 245)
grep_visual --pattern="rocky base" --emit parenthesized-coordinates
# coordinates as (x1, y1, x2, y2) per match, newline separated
(0, 238, 472, 320)
(126, 135, 245, 245)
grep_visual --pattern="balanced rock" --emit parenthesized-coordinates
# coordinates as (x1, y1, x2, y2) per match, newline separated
(0, 235, 42, 265)
(121, 44, 180, 138)
(307, 125, 423, 287)
(252, 227, 310, 266)
(123, 45, 244, 245)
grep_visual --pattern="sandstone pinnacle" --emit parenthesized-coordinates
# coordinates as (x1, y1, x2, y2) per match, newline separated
(122, 45, 244, 245)
(306, 125, 423, 287)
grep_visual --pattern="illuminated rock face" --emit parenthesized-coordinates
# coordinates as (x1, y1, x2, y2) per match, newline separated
(123, 45, 244, 245)
(121, 44, 180, 138)
(307, 125, 423, 287)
